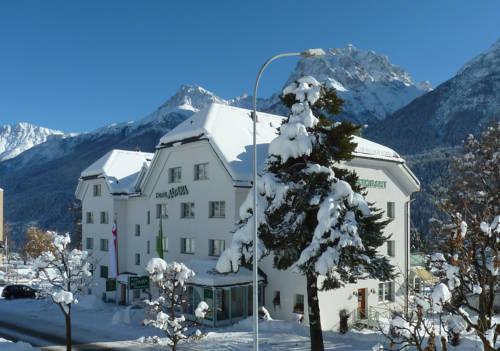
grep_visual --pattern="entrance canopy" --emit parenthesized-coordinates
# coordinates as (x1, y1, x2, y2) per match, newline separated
(186, 259, 265, 287)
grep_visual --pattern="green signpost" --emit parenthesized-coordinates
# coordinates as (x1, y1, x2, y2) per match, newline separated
(129, 275, 150, 290)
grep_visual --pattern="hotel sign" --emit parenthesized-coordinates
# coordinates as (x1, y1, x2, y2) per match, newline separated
(129, 275, 150, 290)
(156, 185, 189, 199)
(357, 178, 387, 189)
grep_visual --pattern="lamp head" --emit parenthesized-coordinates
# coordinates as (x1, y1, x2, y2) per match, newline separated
(300, 48, 326, 58)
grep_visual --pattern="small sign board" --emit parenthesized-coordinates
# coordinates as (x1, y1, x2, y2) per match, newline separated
(129, 275, 149, 290)
(106, 278, 117, 291)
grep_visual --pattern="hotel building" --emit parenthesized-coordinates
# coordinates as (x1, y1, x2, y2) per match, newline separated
(75, 103, 420, 328)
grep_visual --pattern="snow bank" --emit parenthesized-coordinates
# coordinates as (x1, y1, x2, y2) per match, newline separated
(0, 338, 39, 351)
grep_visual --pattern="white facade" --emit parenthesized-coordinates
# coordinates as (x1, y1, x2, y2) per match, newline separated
(76, 103, 420, 329)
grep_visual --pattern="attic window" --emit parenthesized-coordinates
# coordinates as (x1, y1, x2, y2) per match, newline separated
(93, 184, 101, 197)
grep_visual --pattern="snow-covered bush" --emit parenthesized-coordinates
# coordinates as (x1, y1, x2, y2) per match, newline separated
(430, 122, 500, 351)
(34, 231, 92, 351)
(143, 258, 209, 351)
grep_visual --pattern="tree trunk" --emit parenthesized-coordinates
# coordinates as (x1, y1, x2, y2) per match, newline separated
(65, 309, 71, 351)
(306, 273, 324, 351)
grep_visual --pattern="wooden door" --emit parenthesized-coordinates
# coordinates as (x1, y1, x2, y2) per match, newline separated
(357, 288, 366, 319)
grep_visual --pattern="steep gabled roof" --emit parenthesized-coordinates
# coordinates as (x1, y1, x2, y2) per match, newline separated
(158, 104, 283, 184)
(80, 149, 153, 194)
(157, 103, 407, 184)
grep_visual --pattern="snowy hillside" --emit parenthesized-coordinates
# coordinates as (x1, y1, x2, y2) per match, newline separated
(282, 44, 432, 123)
(366, 36, 500, 154)
(0, 123, 64, 161)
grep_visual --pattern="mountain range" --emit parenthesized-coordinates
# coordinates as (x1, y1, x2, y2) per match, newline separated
(1, 40, 499, 246)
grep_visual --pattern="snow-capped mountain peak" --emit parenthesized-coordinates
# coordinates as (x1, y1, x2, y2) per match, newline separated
(0, 122, 63, 161)
(284, 44, 432, 123)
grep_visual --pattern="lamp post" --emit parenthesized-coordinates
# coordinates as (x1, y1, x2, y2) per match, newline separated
(251, 48, 325, 351)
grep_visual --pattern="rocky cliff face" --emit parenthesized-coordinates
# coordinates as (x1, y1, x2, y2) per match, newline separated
(365, 38, 500, 154)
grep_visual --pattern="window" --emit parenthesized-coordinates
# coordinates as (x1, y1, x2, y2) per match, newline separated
(100, 211, 109, 224)
(85, 237, 94, 250)
(181, 238, 195, 254)
(378, 281, 395, 302)
(169, 167, 182, 183)
(135, 224, 141, 236)
(209, 239, 225, 257)
(209, 201, 226, 218)
(181, 202, 195, 218)
(93, 184, 101, 197)
(156, 204, 168, 218)
(194, 163, 208, 180)
(147, 240, 150, 255)
(273, 291, 281, 307)
(387, 202, 395, 219)
(147, 211, 150, 225)
(133, 289, 140, 299)
(387, 240, 395, 257)
(162, 237, 168, 252)
(100, 265, 108, 278)
(86, 212, 94, 224)
(135, 253, 140, 265)
(293, 294, 304, 314)
(100, 238, 109, 251)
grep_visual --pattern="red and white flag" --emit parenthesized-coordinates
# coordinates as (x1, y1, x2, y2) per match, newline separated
(109, 216, 119, 278)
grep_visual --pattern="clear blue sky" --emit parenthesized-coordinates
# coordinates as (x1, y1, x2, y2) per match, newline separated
(1, 1, 499, 133)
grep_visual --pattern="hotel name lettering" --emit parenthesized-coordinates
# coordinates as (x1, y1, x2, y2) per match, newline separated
(156, 185, 189, 199)
(357, 178, 387, 189)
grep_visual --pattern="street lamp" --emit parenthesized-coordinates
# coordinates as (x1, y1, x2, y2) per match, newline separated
(251, 48, 325, 351)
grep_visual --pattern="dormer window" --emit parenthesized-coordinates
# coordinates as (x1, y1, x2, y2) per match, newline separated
(93, 184, 101, 197)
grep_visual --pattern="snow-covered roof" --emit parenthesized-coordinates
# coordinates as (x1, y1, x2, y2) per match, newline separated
(352, 135, 403, 162)
(158, 103, 404, 184)
(158, 104, 284, 183)
(80, 149, 154, 194)
(186, 259, 264, 287)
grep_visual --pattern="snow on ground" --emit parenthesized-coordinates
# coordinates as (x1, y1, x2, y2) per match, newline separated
(0, 261, 489, 350)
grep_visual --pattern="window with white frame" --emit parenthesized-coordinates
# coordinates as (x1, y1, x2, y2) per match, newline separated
(378, 281, 395, 302)
(100, 265, 108, 278)
(273, 291, 281, 308)
(181, 238, 195, 254)
(135, 224, 141, 236)
(387, 240, 395, 257)
(293, 294, 304, 314)
(194, 163, 208, 180)
(162, 237, 168, 252)
(387, 202, 395, 219)
(85, 237, 94, 250)
(93, 184, 101, 197)
(181, 202, 195, 218)
(209, 239, 225, 257)
(86, 212, 94, 224)
(169, 167, 182, 183)
(135, 253, 140, 265)
(100, 238, 109, 251)
(209, 201, 225, 218)
(100, 211, 109, 224)
(156, 204, 168, 218)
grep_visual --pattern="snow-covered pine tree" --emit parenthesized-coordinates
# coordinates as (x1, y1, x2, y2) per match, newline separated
(34, 231, 92, 351)
(217, 76, 394, 351)
(430, 122, 500, 351)
(143, 258, 209, 351)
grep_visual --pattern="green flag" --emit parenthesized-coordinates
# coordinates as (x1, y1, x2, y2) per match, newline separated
(156, 219, 164, 259)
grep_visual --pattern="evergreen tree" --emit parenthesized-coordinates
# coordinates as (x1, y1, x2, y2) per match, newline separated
(217, 76, 394, 351)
